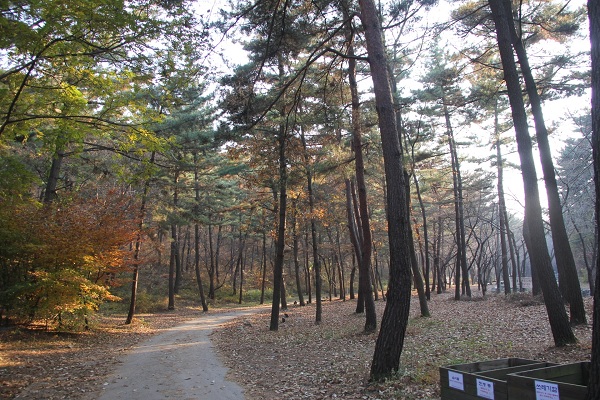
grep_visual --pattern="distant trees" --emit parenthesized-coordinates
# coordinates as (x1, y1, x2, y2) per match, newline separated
(557, 117, 596, 293)
(418, 45, 472, 299)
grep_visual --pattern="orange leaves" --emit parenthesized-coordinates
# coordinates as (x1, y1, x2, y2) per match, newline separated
(0, 190, 138, 325)
(30, 193, 138, 277)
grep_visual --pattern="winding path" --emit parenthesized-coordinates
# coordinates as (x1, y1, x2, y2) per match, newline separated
(98, 308, 261, 400)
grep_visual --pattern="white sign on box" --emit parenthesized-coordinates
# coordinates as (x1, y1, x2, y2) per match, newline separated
(534, 380, 559, 400)
(476, 378, 494, 399)
(448, 371, 464, 391)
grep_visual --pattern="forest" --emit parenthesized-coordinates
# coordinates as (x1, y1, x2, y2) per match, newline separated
(1, 0, 600, 397)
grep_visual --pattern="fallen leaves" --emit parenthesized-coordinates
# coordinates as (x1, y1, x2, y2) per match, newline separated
(213, 291, 593, 400)
(0, 292, 592, 399)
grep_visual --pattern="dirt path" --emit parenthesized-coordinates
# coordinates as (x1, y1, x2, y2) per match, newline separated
(97, 308, 263, 400)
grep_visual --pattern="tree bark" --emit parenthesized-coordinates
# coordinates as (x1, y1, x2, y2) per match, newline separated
(335, 228, 346, 300)
(342, 8, 377, 329)
(496, 128, 511, 295)
(357, 0, 413, 380)
(435, 214, 444, 294)
(168, 168, 180, 311)
(488, 0, 576, 346)
(305, 146, 322, 324)
(260, 228, 267, 304)
(269, 124, 287, 331)
(586, 0, 600, 397)
(168, 228, 176, 310)
(238, 250, 244, 304)
(43, 148, 65, 203)
(349, 252, 356, 300)
(412, 172, 431, 300)
(300, 128, 322, 322)
(350, 181, 365, 314)
(126, 152, 155, 324)
(504, 209, 519, 292)
(292, 198, 306, 306)
(405, 171, 430, 317)
(235, 233, 246, 303)
(193, 152, 209, 311)
(304, 230, 312, 304)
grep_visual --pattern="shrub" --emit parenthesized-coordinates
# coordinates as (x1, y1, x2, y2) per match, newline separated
(0, 191, 137, 328)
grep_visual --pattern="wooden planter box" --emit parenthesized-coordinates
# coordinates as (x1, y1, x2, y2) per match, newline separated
(507, 362, 590, 400)
(440, 358, 553, 400)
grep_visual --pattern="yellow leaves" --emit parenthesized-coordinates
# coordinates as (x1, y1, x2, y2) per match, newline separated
(25, 268, 122, 321)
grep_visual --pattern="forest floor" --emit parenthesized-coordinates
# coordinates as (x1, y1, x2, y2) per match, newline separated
(212, 291, 593, 399)
(0, 291, 593, 400)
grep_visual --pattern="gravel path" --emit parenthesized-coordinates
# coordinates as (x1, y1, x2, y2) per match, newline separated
(97, 308, 261, 400)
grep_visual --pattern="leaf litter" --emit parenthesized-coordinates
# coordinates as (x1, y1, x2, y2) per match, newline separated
(0, 292, 593, 399)
(213, 291, 593, 400)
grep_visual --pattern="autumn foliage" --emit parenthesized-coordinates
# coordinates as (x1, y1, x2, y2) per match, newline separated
(0, 191, 139, 328)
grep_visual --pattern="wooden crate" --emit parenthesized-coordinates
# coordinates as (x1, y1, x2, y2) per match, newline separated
(507, 362, 590, 400)
(440, 358, 552, 400)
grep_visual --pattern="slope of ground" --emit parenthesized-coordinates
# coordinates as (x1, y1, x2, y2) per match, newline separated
(213, 292, 593, 400)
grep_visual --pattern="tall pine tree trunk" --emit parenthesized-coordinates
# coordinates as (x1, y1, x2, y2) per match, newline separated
(350, 180, 365, 314)
(207, 222, 216, 300)
(168, 230, 176, 311)
(496, 122, 511, 295)
(412, 172, 431, 300)
(291, 197, 305, 306)
(586, 0, 600, 397)
(335, 228, 346, 300)
(443, 98, 471, 299)
(174, 226, 182, 295)
(357, 0, 413, 379)
(260, 228, 267, 305)
(126, 152, 155, 324)
(344, 10, 376, 331)
(269, 133, 287, 330)
(502, 0, 586, 323)
(435, 214, 444, 294)
(304, 230, 312, 304)
(489, 0, 576, 346)
(270, 122, 288, 331)
(300, 128, 322, 324)
(405, 171, 430, 317)
(349, 248, 357, 300)
(193, 152, 208, 311)
(168, 169, 180, 311)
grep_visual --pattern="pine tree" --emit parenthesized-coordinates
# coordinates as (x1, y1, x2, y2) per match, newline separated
(488, 0, 576, 347)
